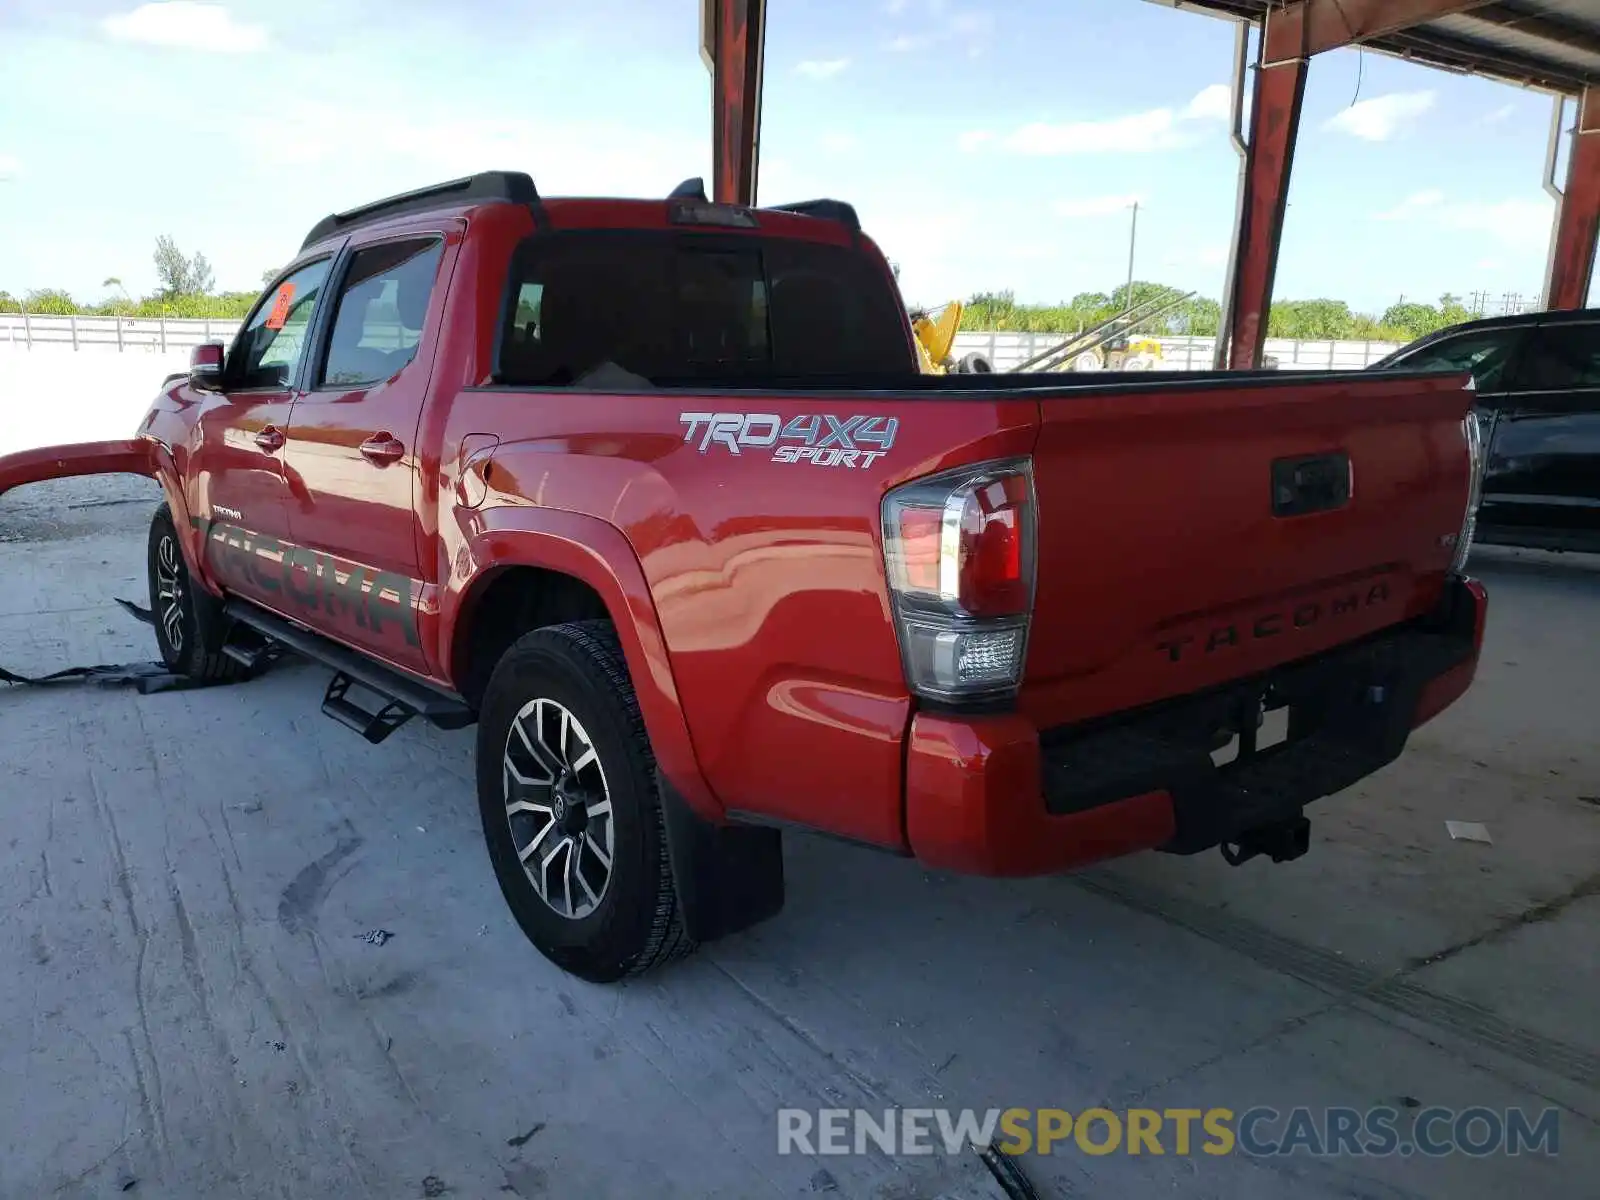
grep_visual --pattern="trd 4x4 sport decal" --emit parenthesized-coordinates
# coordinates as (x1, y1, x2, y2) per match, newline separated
(679, 412, 898, 468)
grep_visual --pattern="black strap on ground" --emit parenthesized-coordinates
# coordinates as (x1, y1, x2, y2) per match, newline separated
(975, 1143, 1044, 1200)
(1, 598, 205, 695)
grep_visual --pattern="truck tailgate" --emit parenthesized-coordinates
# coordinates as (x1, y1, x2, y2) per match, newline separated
(1020, 371, 1475, 727)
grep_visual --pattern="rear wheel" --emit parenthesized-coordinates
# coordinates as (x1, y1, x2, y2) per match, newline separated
(476, 621, 695, 982)
(147, 504, 240, 681)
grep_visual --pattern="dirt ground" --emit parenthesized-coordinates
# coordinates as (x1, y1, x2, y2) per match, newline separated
(1, 475, 1596, 1199)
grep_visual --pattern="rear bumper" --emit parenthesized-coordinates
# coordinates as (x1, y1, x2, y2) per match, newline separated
(904, 575, 1487, 876)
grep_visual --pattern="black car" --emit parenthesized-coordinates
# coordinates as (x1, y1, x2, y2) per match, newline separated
(1372, 309, 1600, 554)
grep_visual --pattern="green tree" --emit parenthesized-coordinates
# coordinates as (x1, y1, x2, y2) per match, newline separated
(153, 235, 215, 298)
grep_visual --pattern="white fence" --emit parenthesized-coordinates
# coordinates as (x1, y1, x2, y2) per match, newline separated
(950, 332, 1405, 372)
(3, 314, 1407, 372)
(1, 313, 243, 353)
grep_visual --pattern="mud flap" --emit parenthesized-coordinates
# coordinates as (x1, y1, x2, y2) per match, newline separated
(657, 773, 785, 943)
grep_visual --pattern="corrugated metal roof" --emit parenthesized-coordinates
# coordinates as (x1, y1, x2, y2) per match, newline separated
(1155, 0, 1600, 92)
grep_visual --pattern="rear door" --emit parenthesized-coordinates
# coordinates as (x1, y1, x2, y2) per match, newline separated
(1490, 318, 1600, 549)
(189, 257, 333, 606)
(281, 233, 451, 676)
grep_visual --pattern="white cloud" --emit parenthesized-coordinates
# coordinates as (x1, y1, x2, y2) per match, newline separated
(957, 130, 994, 152)
(1325, 91, 1435, 141)
(1375, 189, 1445, 220)
(1443, 197, 1554, 248)
(1185, 84, 1233, 123)
(819, 132, 861, 154)
(795, 58, 850, 80)
(1004, 108, 1182, 155)
(102, 2, 269, 52)
(885, 0, 912, 12)
(1372, 191, 1554, 249)
(1054, 194, 1143, 219)
(1197, 244, 1230, 267)
(0, 154, 21, 181)
(950, 11, 994, 36)
(886, 5, 992, 53)
(103, 1, 269, 53)
(990, 84, 1235, 156)
(1485, 103, 1516, 125)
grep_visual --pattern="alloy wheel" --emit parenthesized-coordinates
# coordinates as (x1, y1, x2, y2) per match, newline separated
(502, 697, 615, 920)
(155, 533, 186, 654)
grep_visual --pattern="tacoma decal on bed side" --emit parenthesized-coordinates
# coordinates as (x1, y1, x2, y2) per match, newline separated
(679, 412, 898, 468)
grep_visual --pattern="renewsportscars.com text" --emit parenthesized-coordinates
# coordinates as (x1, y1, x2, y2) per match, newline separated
(777, 1106, 1561, 1159)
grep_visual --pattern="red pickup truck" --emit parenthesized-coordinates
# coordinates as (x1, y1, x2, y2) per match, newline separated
(0, 171, 1487, 982)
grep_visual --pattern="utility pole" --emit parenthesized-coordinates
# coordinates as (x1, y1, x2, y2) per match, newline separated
(1125, 201, 1140, 311)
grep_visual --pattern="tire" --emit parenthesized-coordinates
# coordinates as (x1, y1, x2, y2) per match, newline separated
(476, 620, 695, 982)
(957, 352, 994, 374)
(147, 503, 241, 682)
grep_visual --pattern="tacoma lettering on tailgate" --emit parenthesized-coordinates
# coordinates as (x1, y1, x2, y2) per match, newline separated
(1157, 581, 1392, 663)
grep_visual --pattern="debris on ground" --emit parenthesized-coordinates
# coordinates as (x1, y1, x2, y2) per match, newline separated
(974, 1142, 1041, 1200)
(355, 929, 395, 946)
(506, 1122, 546, 1148)
(1445, 821, 1494, 845)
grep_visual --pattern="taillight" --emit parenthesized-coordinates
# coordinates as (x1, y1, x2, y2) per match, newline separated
(882, 459, 1036, 702)
(1451, 410, 1484, 573)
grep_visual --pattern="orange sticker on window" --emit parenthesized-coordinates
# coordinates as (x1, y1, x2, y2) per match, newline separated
(264, 283, 296, 330)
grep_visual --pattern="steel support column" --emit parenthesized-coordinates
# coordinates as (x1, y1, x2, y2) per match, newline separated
(1223, 13, 1307, 369)
(1546, 87, 1600, 310)
(708, 0, 767, 206)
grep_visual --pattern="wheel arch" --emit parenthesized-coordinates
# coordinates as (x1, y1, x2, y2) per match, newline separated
(449, 512, 721, 821)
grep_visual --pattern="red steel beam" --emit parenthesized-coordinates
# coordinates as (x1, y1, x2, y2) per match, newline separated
(1221, 0, 1491, 368)
(710, 0, 767, 206)
(1547, 87, 1600, 310)
(1224, 17, 1308, 369)
(1268, 0, 1498, 58)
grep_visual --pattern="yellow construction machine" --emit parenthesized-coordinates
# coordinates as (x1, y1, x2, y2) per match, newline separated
(910, 301, 993, 374)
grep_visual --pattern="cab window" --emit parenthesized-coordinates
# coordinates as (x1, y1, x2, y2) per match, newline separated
(228, 259, 332, 391)
(496, 232, 912, 386)
(318, 237, 445, 389)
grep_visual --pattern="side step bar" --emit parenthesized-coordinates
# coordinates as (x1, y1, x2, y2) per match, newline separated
(224, 601, 475, 743)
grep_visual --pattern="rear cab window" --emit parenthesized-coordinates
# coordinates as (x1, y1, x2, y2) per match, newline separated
(497, 230, 913, 386)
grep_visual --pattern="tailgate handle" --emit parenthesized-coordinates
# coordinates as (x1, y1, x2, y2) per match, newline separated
(1272, 454, 1351, 518)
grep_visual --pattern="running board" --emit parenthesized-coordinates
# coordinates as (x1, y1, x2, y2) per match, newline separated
(224, 601, 475, 741)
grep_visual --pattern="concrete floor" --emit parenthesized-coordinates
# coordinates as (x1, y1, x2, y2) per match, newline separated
(2, 476, 1596, 1200)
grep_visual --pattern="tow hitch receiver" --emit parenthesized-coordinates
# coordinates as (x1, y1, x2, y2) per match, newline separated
(1221, 816, 1311, 866)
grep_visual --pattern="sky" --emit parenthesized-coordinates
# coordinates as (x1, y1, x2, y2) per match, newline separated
(0, 0, 1570, 314)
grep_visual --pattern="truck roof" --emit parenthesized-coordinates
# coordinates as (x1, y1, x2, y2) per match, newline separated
(299, 169, 863, 252)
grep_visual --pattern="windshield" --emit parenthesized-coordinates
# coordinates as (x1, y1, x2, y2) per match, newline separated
(497, 230, 914, 386)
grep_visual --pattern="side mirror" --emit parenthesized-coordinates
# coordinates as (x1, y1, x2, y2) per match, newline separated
(190, 342, 225, 389)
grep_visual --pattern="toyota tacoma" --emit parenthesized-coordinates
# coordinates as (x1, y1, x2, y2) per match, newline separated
(0, 171, 1488, 982)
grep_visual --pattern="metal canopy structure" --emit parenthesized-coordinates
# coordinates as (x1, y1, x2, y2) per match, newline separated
(704, 0, 1600, 369)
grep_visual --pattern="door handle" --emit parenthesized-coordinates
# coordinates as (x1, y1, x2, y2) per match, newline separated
(254, 426, 285, 452)
(360, 433, 406, 466)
